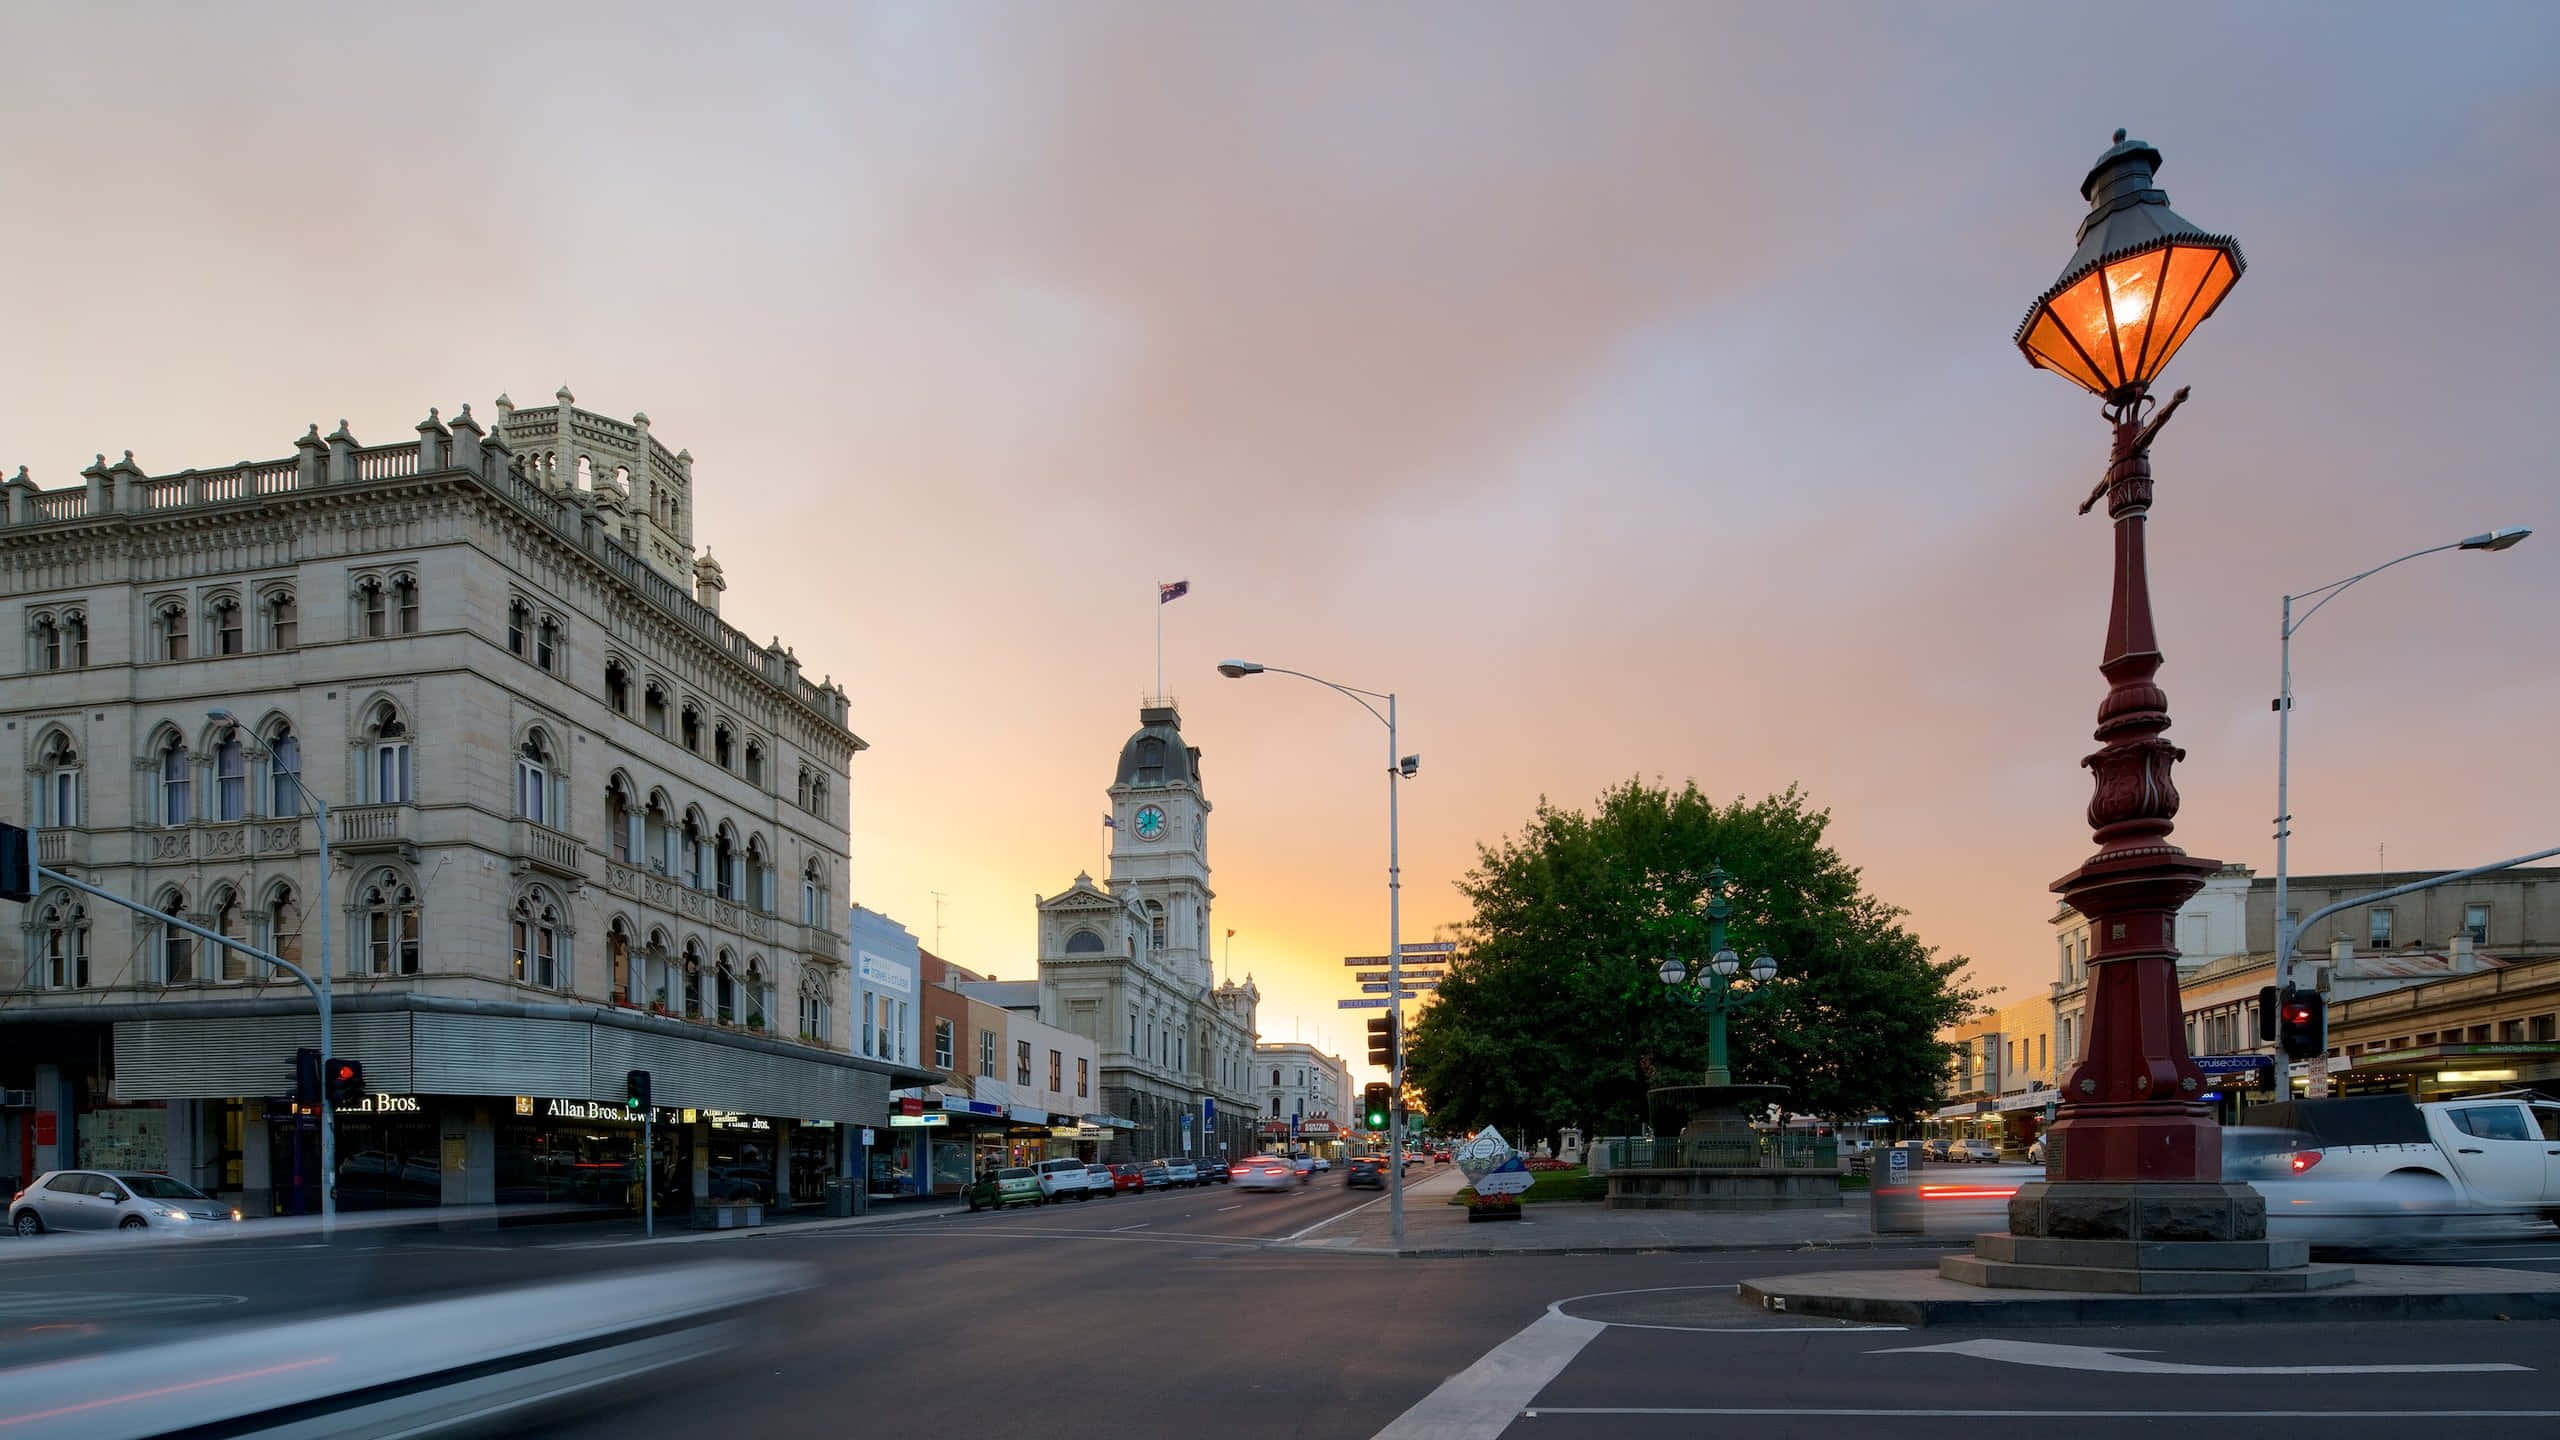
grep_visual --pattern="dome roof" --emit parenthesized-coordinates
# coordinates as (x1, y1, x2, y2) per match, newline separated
(1115, 705, 1199, 788)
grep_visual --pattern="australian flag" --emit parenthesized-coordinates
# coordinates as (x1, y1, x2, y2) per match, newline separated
(1158, 579, 1190, 604)
(1102, 815, 1119, 829)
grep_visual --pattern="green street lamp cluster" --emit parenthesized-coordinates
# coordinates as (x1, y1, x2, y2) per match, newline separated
(1653, 864, 1780, 1087)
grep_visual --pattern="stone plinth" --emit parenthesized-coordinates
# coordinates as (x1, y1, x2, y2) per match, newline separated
(2006, 1179, 2265, 1241)
(1943, 1180, 2342, 1297)
(1605, 1167, 1842, 1210)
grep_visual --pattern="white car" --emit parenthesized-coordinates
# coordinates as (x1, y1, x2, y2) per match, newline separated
(1232, 1155, 1296, 1192)
(8, 1170, 239, 1234)
(1033, 1158, 1095, 1202)
(1309, 1157, 1332, 1173)
(1951, 1139, 1999, 1164)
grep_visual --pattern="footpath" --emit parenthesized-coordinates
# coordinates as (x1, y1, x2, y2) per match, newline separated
(1280, 1165, 1963, 1258)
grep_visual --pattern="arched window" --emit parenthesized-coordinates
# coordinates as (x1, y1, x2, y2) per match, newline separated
(605, 659, 630, 715)
(795, 766, 812, 810)
(714, 823, 739, 902)
(210, 886, 248, 981)
(356, 578, 386, 638)
(512, 887, 564, 989)
(366, 704, 411, 803)
(682, 942, 705, 1019)
(645, 928, 673, 1011)
(802, 859, 826, 927)
(713, 722, 734, 770)
(680, 704, 701, 753)
(1065, 929, 1105, 955)
(157, 733, 192, 826)
(505, 598, 529, 656)
(393, 574, 419, 634)
(681, 809, 707, 889)
(39, 894, 88, 988)
(212, 596, 243, 656)
(62, 611, 87, 667)
(576, 455, 593, 489)
(747, 835, 773, 913)
(608, 918, 633, 1004)
(212, 727, 247, 821)
(644, 682, 669, 736)
(35, 730, 79, 827)
(265, 590, 298, 649)
(159, 599, 189, 660)
(645, 790, 674, 875)
(361, 869, 421, 975)
(158, 888, 194, 984)
(606, 775, 636, 863)
(1136, 738, 1165, 780)
(714, 950, 738, 1024)
(32, 613, 57, 670)
(1146, 901, 1166, 952)
(810, 775, 828, 818)
(743, 740, 764, 787)
(515, 730, 554, 826)
(744, 958, 768, 1030)
(536, 614, 558, 673)
(798, 970, 829, 1044)
(265, 721, 302, 816)
(264, 882, 302, 980)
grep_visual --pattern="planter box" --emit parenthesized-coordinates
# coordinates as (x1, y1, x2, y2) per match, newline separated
(690, 1201, 764, 1231)
(1466, 1204, 1522, 1223)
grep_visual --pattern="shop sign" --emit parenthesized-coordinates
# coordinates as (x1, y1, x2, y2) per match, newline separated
(334, 1093, 424, 1115)
(1048, 1126, 1084, 1138)
(514, 1096, 536, 1116)
(701, 1109, 772, 1131)
(857, 951, 913, 994)
(900, 1096, 925, 1117)
(890, 1113, 948, 1128)
(1078, 1126, 1104, 1140)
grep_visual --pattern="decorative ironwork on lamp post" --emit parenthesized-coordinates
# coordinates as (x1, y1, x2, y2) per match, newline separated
(2016, 130, 2243, 1188)
(1654, 864, 1781, 1088)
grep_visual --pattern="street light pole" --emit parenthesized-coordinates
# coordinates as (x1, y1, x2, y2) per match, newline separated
(2270, 528, 2531, 1049)
(1217, 659, 1417, 1249)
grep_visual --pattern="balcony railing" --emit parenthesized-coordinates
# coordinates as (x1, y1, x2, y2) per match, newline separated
(334, 804, 415, 859)
(512, 819, 584, 881)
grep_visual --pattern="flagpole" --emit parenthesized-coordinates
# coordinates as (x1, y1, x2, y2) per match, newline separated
(1155, 584, 1163, 699)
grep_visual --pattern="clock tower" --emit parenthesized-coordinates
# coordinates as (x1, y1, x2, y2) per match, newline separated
(1108, 703, 1214, 989)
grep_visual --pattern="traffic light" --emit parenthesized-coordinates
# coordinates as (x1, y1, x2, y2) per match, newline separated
(626, 1068, 652, 1113)
(1366, 1015, 1393, 1068)
(1361, 1082, 1392, 1132)
(292, 1047, 322, 1107)
(0, 823, 30, 902)
(2277, 988, 2326, 1062)
(325, 1057, 365, 1109)
(2256, 985, 2280, 1043)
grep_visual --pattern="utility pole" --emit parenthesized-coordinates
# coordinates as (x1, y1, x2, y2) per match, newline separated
(930, 890, 947, 954)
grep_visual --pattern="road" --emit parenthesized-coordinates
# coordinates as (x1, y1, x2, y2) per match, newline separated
(9, 1172, 2560, 1437)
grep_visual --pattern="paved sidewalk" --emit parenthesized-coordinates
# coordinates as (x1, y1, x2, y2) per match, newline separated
(1282, 1168, 1962, 1257)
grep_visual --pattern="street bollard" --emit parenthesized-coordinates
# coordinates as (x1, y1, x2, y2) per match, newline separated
(1870, 1141, 1924, 1235)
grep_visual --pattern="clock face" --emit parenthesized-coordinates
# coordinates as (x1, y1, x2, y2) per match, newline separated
(1134, 805, 1167, 841)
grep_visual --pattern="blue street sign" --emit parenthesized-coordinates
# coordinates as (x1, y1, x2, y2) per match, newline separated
(1203, 1097, 1215, 1122)
(1337, 998, 1393, 1009)
(1360, 982, 1439, 994)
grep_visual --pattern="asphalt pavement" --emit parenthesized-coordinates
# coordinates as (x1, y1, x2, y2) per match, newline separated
(10, 1170, 2560, 1438)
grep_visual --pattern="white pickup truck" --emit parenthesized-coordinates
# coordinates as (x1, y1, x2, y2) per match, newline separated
(2244, 1094, 2560, 1223)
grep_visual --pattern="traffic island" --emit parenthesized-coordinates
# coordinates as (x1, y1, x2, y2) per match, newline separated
(1737, 1261, 2560, 1327)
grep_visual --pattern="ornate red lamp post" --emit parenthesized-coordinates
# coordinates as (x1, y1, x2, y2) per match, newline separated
(1979, 131, 2285, 1266)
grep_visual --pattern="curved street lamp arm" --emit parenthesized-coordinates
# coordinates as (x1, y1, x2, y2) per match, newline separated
(2286, 541, 2466, 636)
(1253, 665, 1393, 730)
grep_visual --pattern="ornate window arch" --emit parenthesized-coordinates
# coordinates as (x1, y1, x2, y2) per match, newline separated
(264, 717, 302, 816)
(392, 572, 419, 634)
(156, 885, 195, 984)
(743, 955, 768, 1030)
(645, 788, 675, 875)
(746, 833, 773, 913)
(262, 879, 303, 981)
(604, 656, 631, 715)
(355, 576, 388, 638)
(262, 587, 298, 650)
(359, 867, 421, 975)
(681, 806, 709, 889)
(208, 591, 244, 656)
(798, 966, 830, 1044)
(515, 727, 559, 826)
(682, 939, 706, 1019)
(34, 727, 79, 828)
(743, 738, 765, 788)
(1065, 928, 1105, 955)
(363, 701, 412, 803)
(606, 772, 639, 863)
(714, 821, 740, 902)
(60, 609, 87, 667)
(643, 680, 669, 737)
(535, 612, 560, 673)
(802, 858, 827, 927)
(713, 720, 735, 770)
(505, 596, 530, 657)
(152, 726, 192, 827)
(209, 722, 247, 821)
(795, 765, 812, 810)
(1146, 900, 1166, 952)
(644, 926, 674, 1011)
(607, 915, 635, 1005)
(37, 890, 89, 989)
(30, 610, 58, 671)
(156, 596, 190, 661)
(680, 702, 702, 754)
(512, 884, 567, 989)
(809, 774, 829, 819)
(714, 948, 738, 1024)
(208, 884, 250, 982)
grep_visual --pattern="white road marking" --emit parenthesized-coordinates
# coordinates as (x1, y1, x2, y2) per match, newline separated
(1219, 1205, 1242, 1212)
(1110, 1222, 1150, 1232)
(1877, 1338, 2531, 1376)
(1280, 1190, 1391, 1244)
(1368, 1309, 1605, 1440)
(0, 1291, 246, 1318)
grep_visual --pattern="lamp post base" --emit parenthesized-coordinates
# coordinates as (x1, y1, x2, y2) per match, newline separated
(2005, 1179, 2266, 1243)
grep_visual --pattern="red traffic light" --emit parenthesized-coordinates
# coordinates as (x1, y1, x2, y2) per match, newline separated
(2281, 1004, 2312, 1025)
(330, 1062, 357, 1082)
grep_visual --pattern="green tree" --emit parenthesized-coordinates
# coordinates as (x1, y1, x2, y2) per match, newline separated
(1405, 779, 1981, 1149)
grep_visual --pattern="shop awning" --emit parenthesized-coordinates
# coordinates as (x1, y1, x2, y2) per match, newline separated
(1995, 1091, 2055, 1113)
(1081, 1113, 1136, 1130)
(1932, 1100, 1991, 1120)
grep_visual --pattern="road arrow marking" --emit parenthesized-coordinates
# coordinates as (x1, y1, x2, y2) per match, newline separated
(1875, 1338, 2530, 1375)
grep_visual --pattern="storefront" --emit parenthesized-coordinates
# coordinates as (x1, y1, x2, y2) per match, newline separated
(2326, 1043, 2560, 1100)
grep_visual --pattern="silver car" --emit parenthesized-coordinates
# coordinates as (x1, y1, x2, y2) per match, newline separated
(8, 1170, 238, 1235)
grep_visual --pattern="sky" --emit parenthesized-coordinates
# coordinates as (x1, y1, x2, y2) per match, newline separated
(3, 3, 2555, 1082)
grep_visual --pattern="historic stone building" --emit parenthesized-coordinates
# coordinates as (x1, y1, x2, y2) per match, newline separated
(0, 388, 930, 1214)
(1035, 704, 1259, 1163)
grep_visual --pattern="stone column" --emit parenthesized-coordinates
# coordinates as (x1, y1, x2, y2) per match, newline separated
(415, 409, 451, 472)
(294, 425, 327, 488)
(326, 422, 358, 485)
(449, 405, 483, 475)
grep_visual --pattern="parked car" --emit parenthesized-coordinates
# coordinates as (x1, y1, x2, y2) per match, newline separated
(1924, 1138, 1954, 1162)
(1083, 1163, 1116, 1196)
(9, 1171, 239, 1234)
(1309, 1156, 1332, 1173)
(1232, 1155, 1296, 1192)
(1951, 1138, 1999, 1164)
(1161, 1159, 1200, 1187)
(1139, 1162, 1172, 1190)
(1035, 1157, 1096, 1202)
(1345, 1157, 1387, 1190)
(1108, 1163, 1146, 1194)
(962, 1166, 1042, 1213)
(2026, 1136, 2047, 1166)
(1199, 1157, 1230, 1184)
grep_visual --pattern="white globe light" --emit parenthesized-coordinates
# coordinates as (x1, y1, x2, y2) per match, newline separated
(1749, 950, 1778, 984)
(1710, 948, 1742, 978)
(1656, 955, 1688, 987)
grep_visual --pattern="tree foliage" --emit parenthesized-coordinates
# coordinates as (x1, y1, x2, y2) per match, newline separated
(1406, 779, 1982, 1148)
